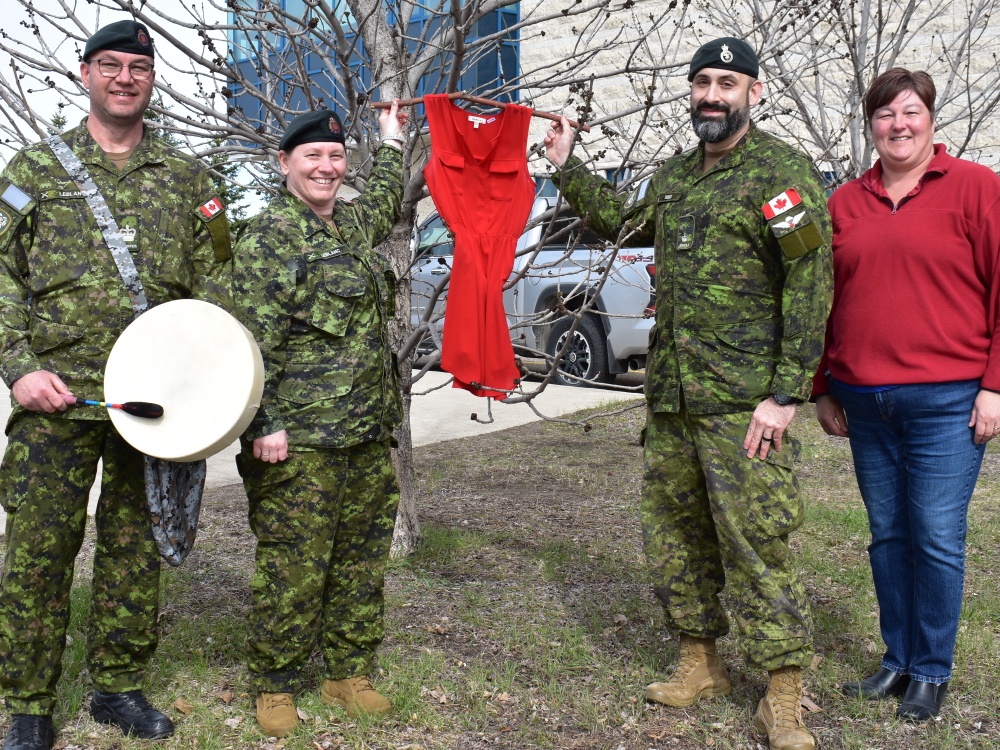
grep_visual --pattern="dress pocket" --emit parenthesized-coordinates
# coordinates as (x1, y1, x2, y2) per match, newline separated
(436, 150, 465, 196)
(487, 158, 522, 202)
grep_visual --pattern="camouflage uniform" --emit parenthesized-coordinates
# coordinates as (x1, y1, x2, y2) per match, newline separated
(0, 120, 232, 714)
(232, 145, 403, 694)
(554, 123, 833, 670)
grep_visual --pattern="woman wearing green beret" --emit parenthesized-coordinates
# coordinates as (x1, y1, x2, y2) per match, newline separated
(232, 102, 408, 738)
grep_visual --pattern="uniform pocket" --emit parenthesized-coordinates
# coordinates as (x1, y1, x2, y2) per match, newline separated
(694, 319, 780, 401)
(31, 197, 93, 291)
(152, 207, 193, 288)
(308, 261, 368, 338)
(276, 361, 354, 405)
(30, 317, 85, 356)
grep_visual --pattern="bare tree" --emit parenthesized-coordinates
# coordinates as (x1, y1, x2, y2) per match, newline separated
(3, 0, 1000, 554)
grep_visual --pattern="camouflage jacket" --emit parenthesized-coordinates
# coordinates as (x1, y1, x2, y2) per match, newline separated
(0, 121, 233, 420)
(554, 123, 833, 414)
(233, 146, 404, 450)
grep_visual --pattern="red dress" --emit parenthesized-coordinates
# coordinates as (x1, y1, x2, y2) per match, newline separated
(422, 94, 536, 397)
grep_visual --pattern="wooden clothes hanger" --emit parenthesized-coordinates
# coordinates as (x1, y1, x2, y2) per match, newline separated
(371, 90, 591, 132)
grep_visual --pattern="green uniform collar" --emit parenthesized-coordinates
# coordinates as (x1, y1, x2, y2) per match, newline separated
(695, 121, 757, 174)
(68, 118, 169, 174)
(276, 185, 345, 241)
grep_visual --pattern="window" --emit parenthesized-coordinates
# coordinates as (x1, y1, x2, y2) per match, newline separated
(415, 214, 453, 259)
(227, 2, 520, 138)
(411, 1, 452, 23)
(604, 167, 632, 186)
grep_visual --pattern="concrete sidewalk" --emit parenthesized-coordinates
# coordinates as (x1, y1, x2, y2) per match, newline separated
(0, 371, 642, 527)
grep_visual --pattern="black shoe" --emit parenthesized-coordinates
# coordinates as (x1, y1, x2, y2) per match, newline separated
(842, 667, 911, 700)
(90, 689, 175, 739)
(2, 715, 55, 750)
(897, 680, 948, 722)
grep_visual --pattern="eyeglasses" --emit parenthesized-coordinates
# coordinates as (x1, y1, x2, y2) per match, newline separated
(89, 59, 154, 81)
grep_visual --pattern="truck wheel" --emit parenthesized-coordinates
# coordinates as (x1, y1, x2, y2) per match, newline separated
(546, 314, 613, 387)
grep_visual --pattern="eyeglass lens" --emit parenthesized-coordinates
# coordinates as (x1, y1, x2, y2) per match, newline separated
(93, 59, 153, 80)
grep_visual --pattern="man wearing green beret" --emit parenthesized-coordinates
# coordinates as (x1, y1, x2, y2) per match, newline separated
(544, 36, 832, 750)
(0, 18, 232, 750)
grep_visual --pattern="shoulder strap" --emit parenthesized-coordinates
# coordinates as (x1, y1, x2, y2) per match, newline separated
(44, 134, 148, 315)
(423, 94, 456, 150)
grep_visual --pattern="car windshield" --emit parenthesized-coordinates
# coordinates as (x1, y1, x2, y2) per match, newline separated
(415, 214, 453, 259)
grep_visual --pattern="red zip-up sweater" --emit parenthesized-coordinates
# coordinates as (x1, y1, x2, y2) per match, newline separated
(813, 144, 1000, 397)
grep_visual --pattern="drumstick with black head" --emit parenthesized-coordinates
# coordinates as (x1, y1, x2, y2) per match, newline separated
(62, 394, 164, 419)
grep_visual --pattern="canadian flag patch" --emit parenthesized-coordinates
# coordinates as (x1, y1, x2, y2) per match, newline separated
(199, 196, 224, 219)
(761, 188, 801, 220)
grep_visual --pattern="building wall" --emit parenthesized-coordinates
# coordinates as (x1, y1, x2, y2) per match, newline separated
(514, 0, 1000, 181)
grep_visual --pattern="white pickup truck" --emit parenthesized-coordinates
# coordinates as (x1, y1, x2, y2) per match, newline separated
(410, 195, 655, 386)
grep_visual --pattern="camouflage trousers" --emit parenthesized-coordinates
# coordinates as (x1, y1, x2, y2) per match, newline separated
(237, 440, 400, 694)
(642, 408, 813, 671)
(0, 413, 161, 716)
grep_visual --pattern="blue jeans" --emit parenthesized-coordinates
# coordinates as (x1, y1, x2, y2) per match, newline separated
(830, 379, 985, 684)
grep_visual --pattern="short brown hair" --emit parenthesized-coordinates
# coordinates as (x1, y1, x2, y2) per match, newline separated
(864, 68, 936, 122)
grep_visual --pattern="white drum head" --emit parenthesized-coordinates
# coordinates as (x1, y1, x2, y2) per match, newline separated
(105, 299, 264, 461)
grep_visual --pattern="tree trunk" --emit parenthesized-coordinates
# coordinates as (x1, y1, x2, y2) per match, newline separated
(389, 198, 422, 557)
(391, 363, 421, 557)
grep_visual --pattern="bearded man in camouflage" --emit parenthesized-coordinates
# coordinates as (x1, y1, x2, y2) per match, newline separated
(0, 20, 231, 750)
(544, 37, 832, 750)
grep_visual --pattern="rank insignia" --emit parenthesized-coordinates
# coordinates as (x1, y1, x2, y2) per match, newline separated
(677, 214, 695, 250)
(761, 188, 801, 219)
(119, 216, 138, 248)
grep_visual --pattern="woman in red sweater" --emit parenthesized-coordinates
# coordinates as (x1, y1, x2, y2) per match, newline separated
(814, 68, 1000, 722)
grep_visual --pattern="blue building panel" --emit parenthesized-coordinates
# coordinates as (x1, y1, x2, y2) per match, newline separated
(227, 1, 519, 140)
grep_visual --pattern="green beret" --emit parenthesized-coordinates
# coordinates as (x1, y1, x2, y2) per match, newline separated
(688, 37, 758, 81)
(279, 110, 346, 152)
(83, 20, 155, 61)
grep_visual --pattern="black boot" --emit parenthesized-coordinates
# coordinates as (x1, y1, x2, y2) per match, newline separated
(897, 680, 948, 722)
(2, 715, 55, 750)
(842, 667, 910, 700)
(90, 690, 175, 739)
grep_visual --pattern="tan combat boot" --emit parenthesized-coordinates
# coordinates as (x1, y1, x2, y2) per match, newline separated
(754, 666, 815, 750)
(255, 692, 298, 738)
(321, 676, 392, 717)
(645, 634, 732, 707)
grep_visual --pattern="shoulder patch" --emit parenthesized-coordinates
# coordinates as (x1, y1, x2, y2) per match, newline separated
(199, 196, 225, 219)
(762, 188, 801, 219)
(0, 182, 34, 249)
(0, 205, 14, 242)
(623, 178, 651, 210)
(767, 207, 823, 259)
(196, 197, 232, 262)
(1, 183, 34, 214)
